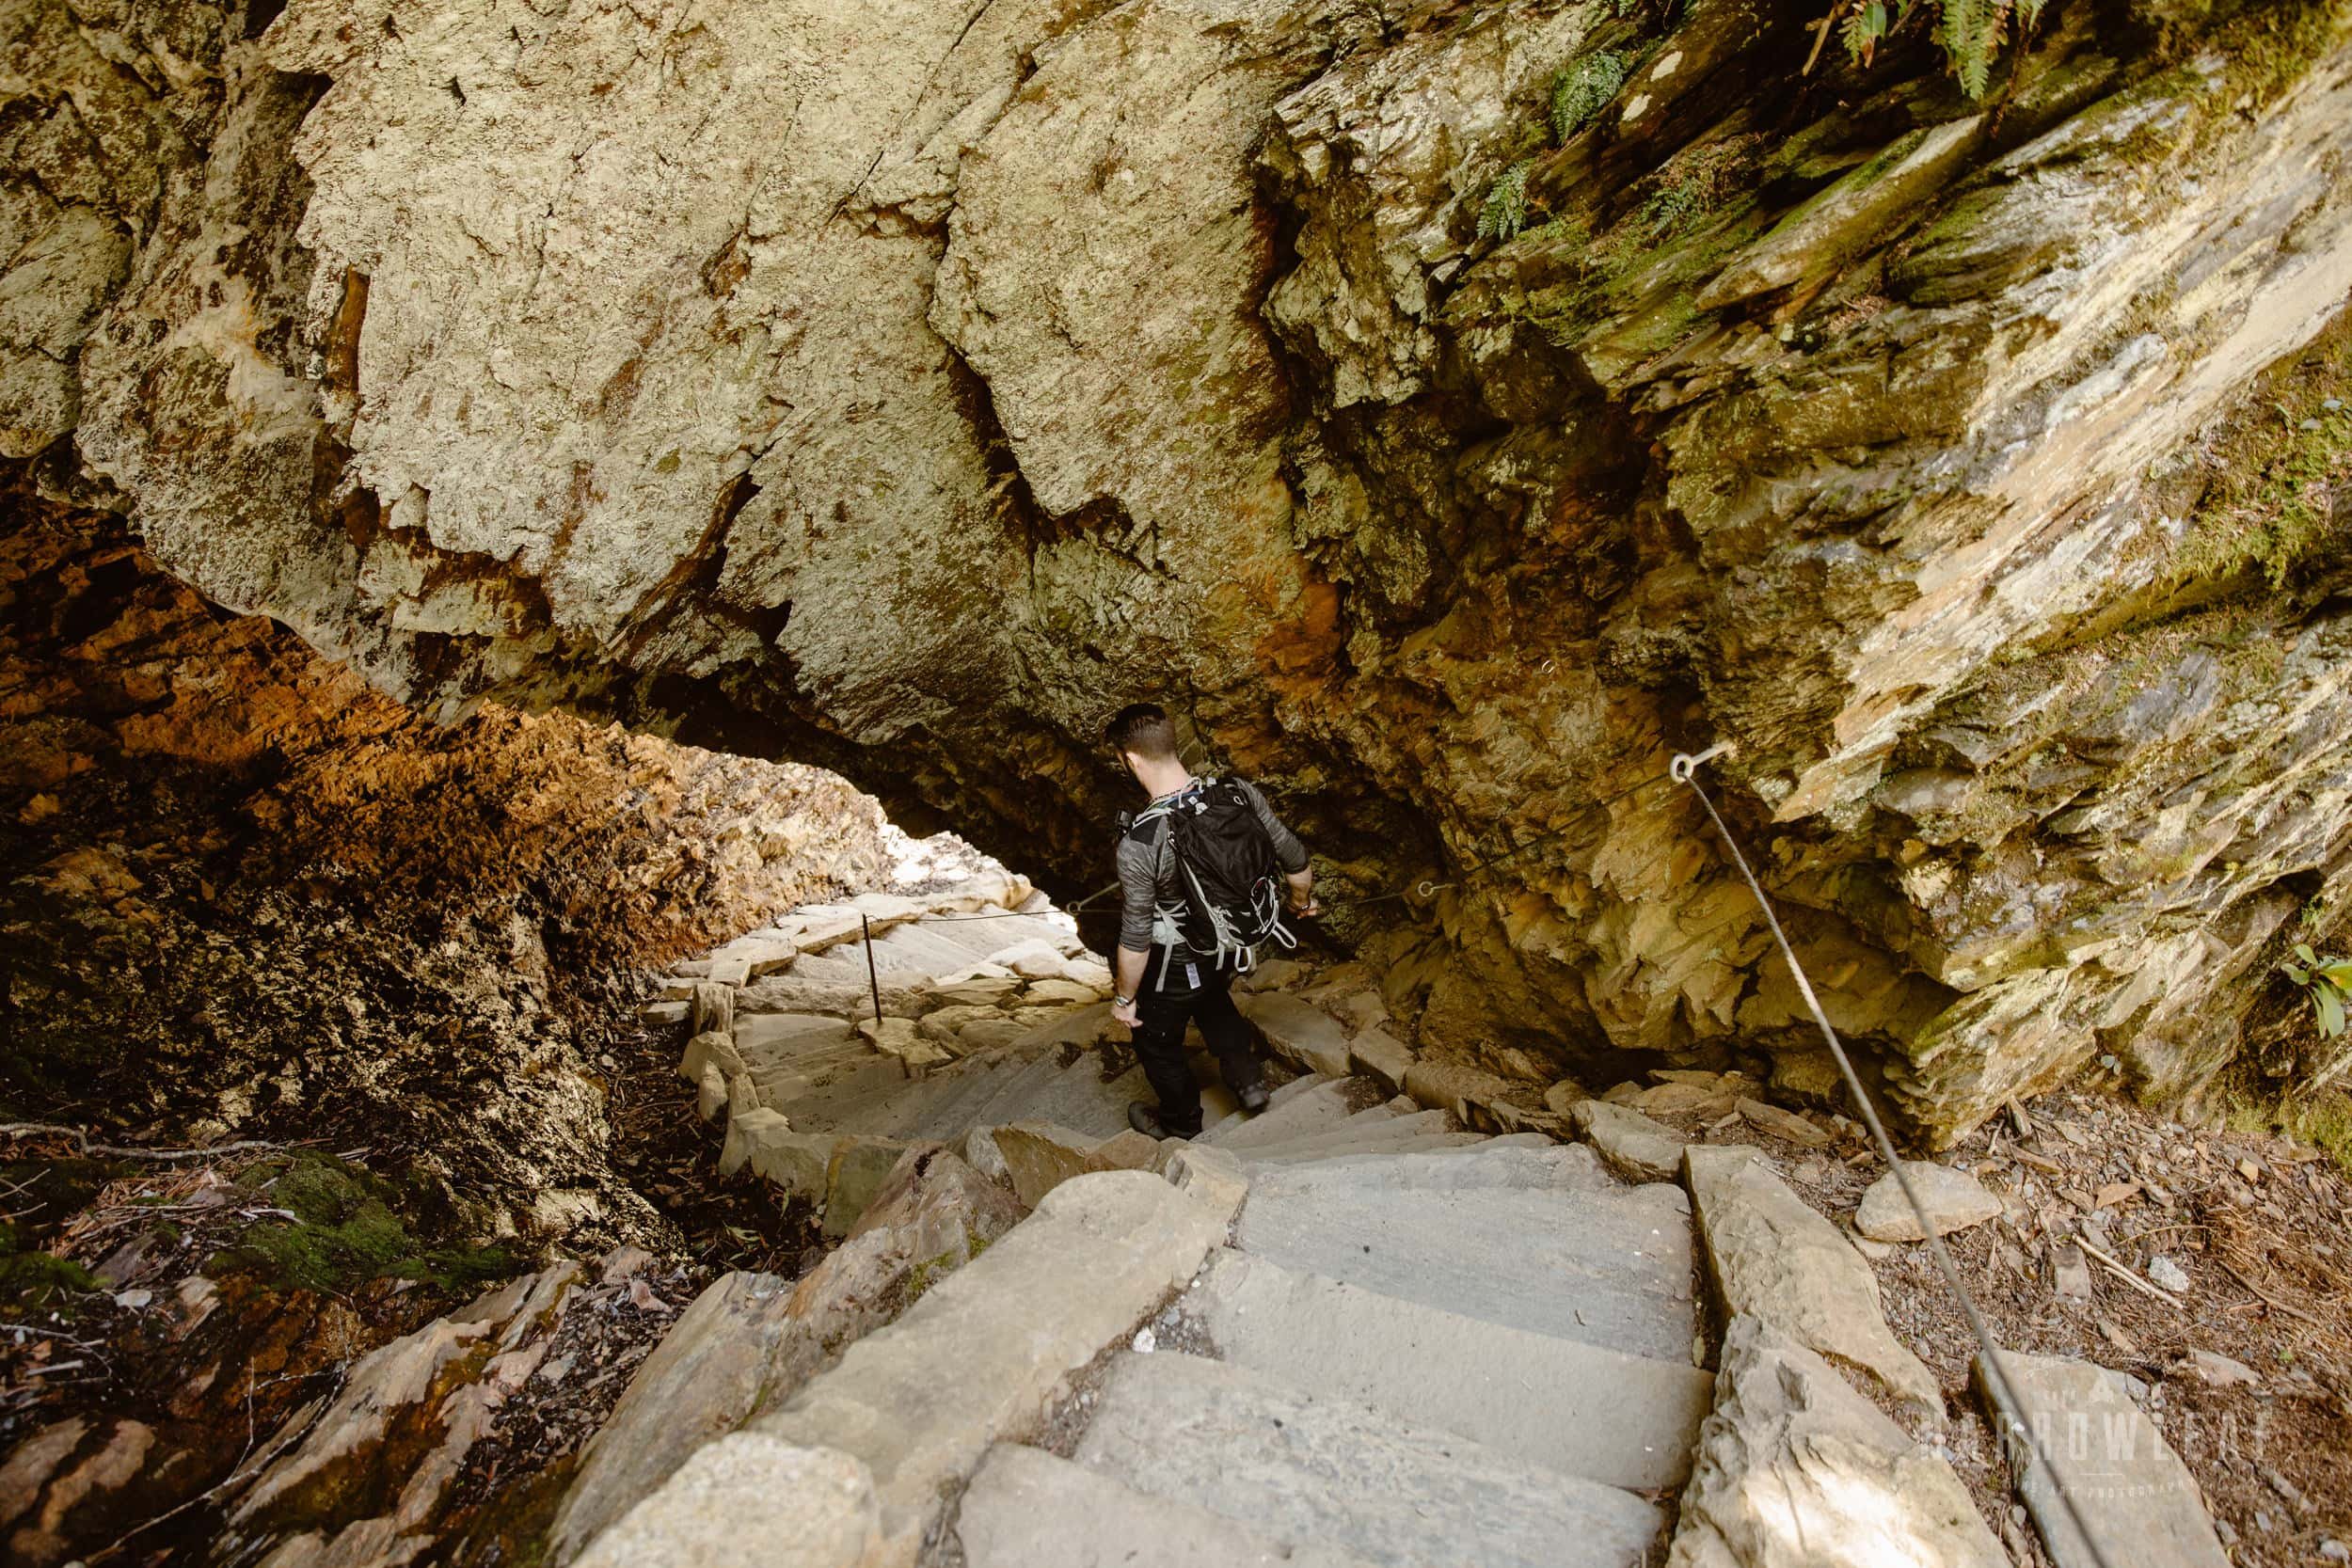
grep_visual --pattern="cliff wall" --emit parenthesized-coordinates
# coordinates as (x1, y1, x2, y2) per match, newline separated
(8, 0, 2351, 1140)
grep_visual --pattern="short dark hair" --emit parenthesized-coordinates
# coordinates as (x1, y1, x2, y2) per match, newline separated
(1104, 702, 1180, 762)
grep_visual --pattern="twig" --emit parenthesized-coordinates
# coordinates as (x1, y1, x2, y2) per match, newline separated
(2219, 1259, 2331, 1331)
(0, 1124, 294, 1162)
(2074, 1233, 2179, 1304)
(86, 1365, 338, 1563)
(1803, 0, 1849, 74)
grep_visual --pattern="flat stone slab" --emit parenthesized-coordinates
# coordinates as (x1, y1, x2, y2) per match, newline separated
(1855, 1161, 2004, 1243)
(989, 1121, 1101, 1209)
(1076, 1350, 1661, 1568)
(736, 1012, 858, 1059)
(1249, 1138, 1622, 1196)
(1347, 1025, 1413, 1092)
(1236, 1164, 1694, 1361)
(1235, 992, 1354, 1077)
(1683, 1146, 1939, 1412)
(957, 1444, 1375, 1568)
(1667, 1315, 2005, 1568)
(1191, 1249, 1709, 1491)
(1974, 1350, 2230, 1568)
(1202, 1075, 1359, 1151)
(574, 1434, 878, 1568)
(1248, 1131, 1487, 1167)
(752, 1172, 1227, 1563)
(1573, 1099, 1688, 1184)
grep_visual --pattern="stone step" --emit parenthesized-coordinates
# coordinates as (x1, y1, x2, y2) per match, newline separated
(957, 1444, 1375, 1568)
(1185, 1249, 1710, 1492)
(739, 1174, 1230, 1562)
(1236, 1106, 1455, 1163)
(1974, 1349, 2231, 1568)
(1247, 1131, 1489, 1168)
(833, 1058, 1011, 1141)
(989, 1054, 1154, 1142)
(1073, 1350, 1663, 1568)
(1227, 1096, 1411, 1146)
(1242, 1114, 1458, 1165)
(734, 1011, 857, 1057)
(1201, 1076, 1367, 1151)
(895, 1054, 1034, 1142)
(759, 1057, 919, 1132)
(1234, 1170, 1695, 1362)
(966, 1051, 1073, 1130)
(1200, 1069, 1326, 1142)
(917, 912, 1075, 962)
(872, 922, 997, 975)
(1246, 1138, 1618, 1196)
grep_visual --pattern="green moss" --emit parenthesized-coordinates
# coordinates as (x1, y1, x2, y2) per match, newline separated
(220, 1153, 520, 1295)
(2224, 1086, 2352, 1175)
(2168, 320, 2352, 589)
(2207, 0, 2351, 116)
(901, 1247, 960, 1306)
(0, 1251, 102, 1308)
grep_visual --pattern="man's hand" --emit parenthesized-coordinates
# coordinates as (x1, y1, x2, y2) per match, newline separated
(1285, 867, 1319, 919)
(1111, 996, 1141, 1029)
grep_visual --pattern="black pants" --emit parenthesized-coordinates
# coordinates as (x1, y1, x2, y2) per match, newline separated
(1132, 955, 1260, 1136)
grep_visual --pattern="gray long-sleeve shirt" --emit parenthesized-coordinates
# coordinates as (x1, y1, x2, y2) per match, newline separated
(1117, 777, 1309, 964)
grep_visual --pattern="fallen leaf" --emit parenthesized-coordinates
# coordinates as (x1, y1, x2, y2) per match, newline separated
(2100, 1319, 2138, 1354)
(2094, 1180, 2139, 1210)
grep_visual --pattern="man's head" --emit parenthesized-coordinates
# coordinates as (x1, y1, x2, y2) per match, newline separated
(1104, 702, 1184, 787)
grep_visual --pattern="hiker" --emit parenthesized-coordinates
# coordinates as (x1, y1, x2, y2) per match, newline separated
(1104, 703, 1318, 1139)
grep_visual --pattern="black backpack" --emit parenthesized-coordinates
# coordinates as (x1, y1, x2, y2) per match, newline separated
(1125, 778, 1296, 973)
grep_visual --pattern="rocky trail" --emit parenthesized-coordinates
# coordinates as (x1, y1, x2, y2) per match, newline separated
(16, 870, 2340, 1567)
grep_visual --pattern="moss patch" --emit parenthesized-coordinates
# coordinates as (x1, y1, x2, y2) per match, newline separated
(2169, 311, 2352, 589)
(0, 1250, 103, 1309)
(2223, 1085, 2352, 1175)
(219, 1153, 520, 1295)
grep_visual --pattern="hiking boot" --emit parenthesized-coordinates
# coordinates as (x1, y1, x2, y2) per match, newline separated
(1238, 1080, 1270, 1114)
(1128, 1101, 1194, 1140)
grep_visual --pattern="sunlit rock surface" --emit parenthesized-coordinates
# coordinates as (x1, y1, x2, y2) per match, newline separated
(11, 0, 2352, 1140)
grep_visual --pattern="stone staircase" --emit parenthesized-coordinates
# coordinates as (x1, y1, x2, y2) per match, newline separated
(593, 890, 2225, 1568)
(953, 1121, 1714, 1568)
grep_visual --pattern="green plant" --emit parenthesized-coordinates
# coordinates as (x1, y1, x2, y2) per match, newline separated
(1478, 159, 1535, 243)
(1836, 0, 2046, 99)
(2281, 943, 2352, 1037)
(2169, 381, 2351, 588)
(1549, 53, 1626, 144)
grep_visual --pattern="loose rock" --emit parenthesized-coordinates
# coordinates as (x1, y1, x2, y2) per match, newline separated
(1854, 1162, 2004, 1242)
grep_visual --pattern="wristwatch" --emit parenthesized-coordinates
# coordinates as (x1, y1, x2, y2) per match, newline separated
(1114, 993, 1136, 1007)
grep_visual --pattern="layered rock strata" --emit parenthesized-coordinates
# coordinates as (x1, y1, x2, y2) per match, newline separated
(12, 0, 2352, 1139)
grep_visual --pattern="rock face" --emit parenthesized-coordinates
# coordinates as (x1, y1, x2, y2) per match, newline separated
(12, 0, 2352, 1141)
(0, 501, 902, 1235)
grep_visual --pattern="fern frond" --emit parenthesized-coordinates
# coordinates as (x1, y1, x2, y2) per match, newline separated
(1942, 0, 1994, 98)
(1477, 160, 1534, 244)
(1549, 53, 1627, 145)
(1841, 1, 1889, 65)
